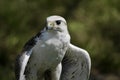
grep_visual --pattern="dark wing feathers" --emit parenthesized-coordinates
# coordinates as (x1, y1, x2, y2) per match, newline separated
(15, 31, 42, 80)
(23, 31, 41, 51)
(15, 54, 21, 80)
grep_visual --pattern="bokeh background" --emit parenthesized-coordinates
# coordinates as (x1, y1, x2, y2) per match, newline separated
(0, 0, 120, 80)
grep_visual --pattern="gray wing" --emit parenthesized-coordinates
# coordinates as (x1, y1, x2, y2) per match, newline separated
(15, 32, 41, 80)
(61, 44, 91, 80)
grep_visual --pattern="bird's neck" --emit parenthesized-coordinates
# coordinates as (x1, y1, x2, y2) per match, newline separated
(40, 29, 70, 44)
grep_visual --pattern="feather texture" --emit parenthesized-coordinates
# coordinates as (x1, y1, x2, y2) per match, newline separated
(61, 44, 91, 80)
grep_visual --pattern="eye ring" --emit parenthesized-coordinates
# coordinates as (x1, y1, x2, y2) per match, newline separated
(56, 20, 61, 25)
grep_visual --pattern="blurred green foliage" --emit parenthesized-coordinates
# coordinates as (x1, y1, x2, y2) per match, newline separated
(0, 0, 120, 80)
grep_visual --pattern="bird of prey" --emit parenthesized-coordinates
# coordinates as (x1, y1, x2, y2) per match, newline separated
(15, 15, 91, 80)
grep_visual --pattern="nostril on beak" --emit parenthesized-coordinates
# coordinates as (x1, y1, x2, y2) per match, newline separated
(50, 23, 53, 26)
(50, 23, 54, 27)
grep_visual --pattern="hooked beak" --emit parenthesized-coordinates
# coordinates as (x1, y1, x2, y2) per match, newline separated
(46, 22, 55, 30)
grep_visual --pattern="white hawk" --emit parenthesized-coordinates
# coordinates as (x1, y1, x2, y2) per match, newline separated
(15, 15, 91, 80)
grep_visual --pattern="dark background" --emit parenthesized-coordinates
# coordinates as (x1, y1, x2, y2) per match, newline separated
(0, 0, 120, 80)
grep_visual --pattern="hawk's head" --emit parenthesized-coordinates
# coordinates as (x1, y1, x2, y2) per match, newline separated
(46, 15, 68, 33)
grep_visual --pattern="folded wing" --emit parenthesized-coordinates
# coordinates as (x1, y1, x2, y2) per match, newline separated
(15, 32, 41, 80)
(61, 44, 91, 80)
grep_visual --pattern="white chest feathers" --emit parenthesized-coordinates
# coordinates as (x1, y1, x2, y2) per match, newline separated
(29, 36, 68, 70)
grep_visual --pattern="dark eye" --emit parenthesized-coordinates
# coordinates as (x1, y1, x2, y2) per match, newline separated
(56, 20, 61, 25)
